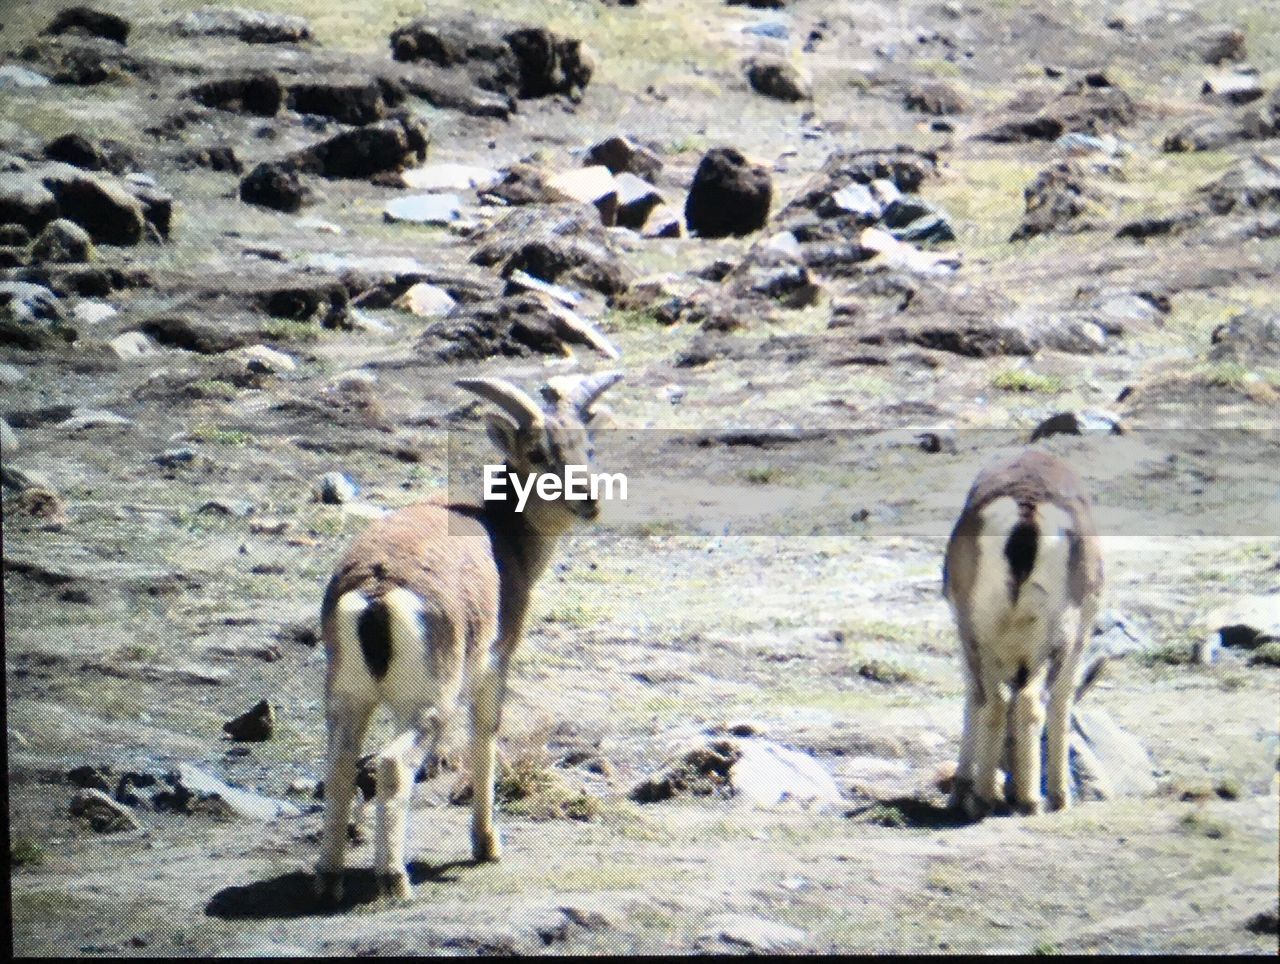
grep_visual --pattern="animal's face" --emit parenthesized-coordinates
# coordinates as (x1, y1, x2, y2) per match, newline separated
(487, 411, 602, 522)
(459, 372, 621, 527)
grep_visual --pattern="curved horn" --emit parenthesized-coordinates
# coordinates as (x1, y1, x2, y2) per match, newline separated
(541, 371, 623, 414)
(456, 377, 545, 431)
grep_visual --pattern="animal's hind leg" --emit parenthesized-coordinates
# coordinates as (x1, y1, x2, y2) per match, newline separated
(373, 714, 442, 900)
(1009, 668, 1048, 815)
(950, 676, 981, 813)
(1046, 622, 1086, 812)
(967, 676, 1009, 819)
(316, 697, 373, 903)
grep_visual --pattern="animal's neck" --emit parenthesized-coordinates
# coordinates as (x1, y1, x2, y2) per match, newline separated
(481, 465, 567, 599)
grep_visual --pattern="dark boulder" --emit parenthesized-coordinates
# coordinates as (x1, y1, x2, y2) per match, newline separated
(471, 204, 631, 296)
(1185, 25, 1247, 65)
(904, 81, 965, 115)
(173, 145, 242, 174)
(40, 168, 147, 244)
(0, 224, 31, 245)
(43, 6, 130, 45)
(43, 132, 136, 174)
(418, 295, 561, 360)
(726, 250, 820, 308)
(136, 314, 250, 354)
(978, 77, 1138, 142)
(744, 55, 811, 102)
(1163, 107, 1277, 153)
(685, 147, 772, 238)
(0, 178, 60, 234)
(1209, 311, 1280, 362)
(188, 72, 285, 116)
(287, 115, 429, 179)
(23, 34, 151, 86)
(585, 135, 662, 179)
(614, 172, 663, 230)
(0, 281, 76, 349)
(124, 179, 172, 239)
(31, 218, 93, 263)
(287, 78, 390, 126)
(1011, 162, 1102, 240)
(239, 161, 309, 211)
(389, 16, 593, 101)
(1200, 154, 1280, 215)
(505, 27, 594, 100)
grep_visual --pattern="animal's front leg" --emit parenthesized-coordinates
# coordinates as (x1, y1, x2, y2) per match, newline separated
(470, 659, 509, 863)
(316, 699, 372, 903)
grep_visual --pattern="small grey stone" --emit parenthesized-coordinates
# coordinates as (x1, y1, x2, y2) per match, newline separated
(383, 193, 462, 225)
(829, 182, 881, 220)
(1088, 611, 1153, 659)
(73, 300, 117, 326)
(154, 448, 196, 468)
(0, 65, 52, 89)
(108, 331, 156, 358)
(317, 471, 357, 504)
(168, 764, 302, 820)
(58, 408, 132, 430)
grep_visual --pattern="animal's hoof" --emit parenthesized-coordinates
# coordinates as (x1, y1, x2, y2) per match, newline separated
(949, 778, 994, 821)
(472, 829, 502, 863)
(1046, 793, 1069, 813)
(377, 870, 413, 901)
(314, 869, 344, 904)
(1012, 798, 1043, 817)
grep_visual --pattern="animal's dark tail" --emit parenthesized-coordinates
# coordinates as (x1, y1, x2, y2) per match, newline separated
(1004, 503, 1039, 603)
(356, 596, 392, 679)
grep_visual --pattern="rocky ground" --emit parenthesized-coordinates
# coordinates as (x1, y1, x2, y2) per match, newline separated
(4, 0, 1279, 955)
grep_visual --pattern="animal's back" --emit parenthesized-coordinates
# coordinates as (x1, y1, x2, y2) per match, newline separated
(321, 498, 501, 714)
(944, 451, 1102, 667)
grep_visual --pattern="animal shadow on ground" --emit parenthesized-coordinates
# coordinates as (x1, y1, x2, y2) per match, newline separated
(205, 860, 475, 918)
(844, 796, 979, 829)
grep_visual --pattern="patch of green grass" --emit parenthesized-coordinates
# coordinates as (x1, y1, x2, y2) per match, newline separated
(259, 318, 322, 344)
(539, 601, 608, 627)
(742, 466, 778, 485)
(189, 424, 252, 446)
(10, 836, 44, 868)
(1178, 810, 1231, 840)
(1140, 643, 1195, 667)
(114, 642, 161, 662)
(1248, 642, 1280, 667)
(911, 58, 963, 78)
(1032, 941, 1060, 955)
(189, 378, 239, 401)
(491, 745, 601, 822)
(854, 658, 918, 685)
(1196, 361, 1253, 389)
(665, 134, 711, 156)
(991, 369, 1065, 394)
(862, 803, 908, 828)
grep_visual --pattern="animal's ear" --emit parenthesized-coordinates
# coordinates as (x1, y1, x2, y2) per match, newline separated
(485, 413, 519, 458)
